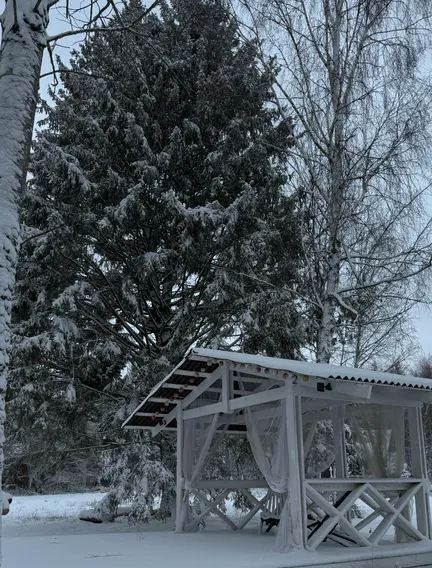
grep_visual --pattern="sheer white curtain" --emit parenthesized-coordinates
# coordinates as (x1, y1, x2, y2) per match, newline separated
(303, 418, 335, 477)
(245, 400, 302, 551)
(350, 404, 408, 543)
(180, 414, 219, 530)
(350, 404, 405, 478)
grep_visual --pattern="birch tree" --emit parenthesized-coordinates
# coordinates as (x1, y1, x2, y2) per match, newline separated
(0, 0, 49, 516)
(0, 0, 162, 542)
(236, 0, 432, 365)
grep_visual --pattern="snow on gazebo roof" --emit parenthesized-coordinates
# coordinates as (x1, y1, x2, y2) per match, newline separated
(122, 347, 432, 431)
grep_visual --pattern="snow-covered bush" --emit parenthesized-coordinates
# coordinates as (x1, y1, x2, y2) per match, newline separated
(101, 440, 174, 523)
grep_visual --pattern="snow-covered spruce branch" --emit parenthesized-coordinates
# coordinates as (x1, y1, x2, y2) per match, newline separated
(214, 264, 323, 310)
(6, 441, 131, 462)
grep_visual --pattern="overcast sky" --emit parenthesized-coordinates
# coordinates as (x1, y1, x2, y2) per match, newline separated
(415, 308, 432, 356)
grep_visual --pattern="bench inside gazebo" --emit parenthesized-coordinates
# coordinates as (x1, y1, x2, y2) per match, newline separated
(123, 348, 432, 567)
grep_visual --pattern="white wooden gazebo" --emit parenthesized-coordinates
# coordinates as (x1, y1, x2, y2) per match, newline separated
(123, 348, 432, 566)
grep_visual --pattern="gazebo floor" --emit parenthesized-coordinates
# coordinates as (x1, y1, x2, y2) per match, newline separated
(177, 517, 432, 568)
(285, 543, 432, 567)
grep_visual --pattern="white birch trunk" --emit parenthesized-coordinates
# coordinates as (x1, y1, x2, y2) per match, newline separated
(0, 2, 53, 549)
(317, 253, 340, 363)
(316, 0, 344, 364)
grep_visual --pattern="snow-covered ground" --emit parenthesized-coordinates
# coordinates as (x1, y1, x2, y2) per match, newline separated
(1, 494, 287, 568)
(3, 492, 105, 523)
(3, 492, 432, 568)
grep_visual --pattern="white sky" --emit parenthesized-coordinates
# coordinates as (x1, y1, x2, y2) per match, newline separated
(415, 307, 432, 356)
(0, 0, 431, 358)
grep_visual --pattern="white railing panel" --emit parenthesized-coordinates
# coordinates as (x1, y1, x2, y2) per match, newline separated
(305, 477, 430, 549)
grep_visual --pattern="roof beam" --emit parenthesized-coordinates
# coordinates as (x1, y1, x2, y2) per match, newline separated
(151, 366, 223, 437)
(149, 397, 178, 404)
(182, 385, 288, 420)
(189, 355, 285, 382)
(136, 412, 169, 417)
(163, 383, 195, 391)
(173, 369, 214, 378)
(159, 382, 256, 397)
(124, 425, 176, 431)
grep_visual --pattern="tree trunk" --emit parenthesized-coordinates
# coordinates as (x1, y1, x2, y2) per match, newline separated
(316, 0, 344, 364)
(0, 1, 51, 550)
(317, 251, 340, 363)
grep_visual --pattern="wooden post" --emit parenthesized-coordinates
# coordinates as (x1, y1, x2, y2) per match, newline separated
(408, 406, 431, 538)
(296, 395, 308, 548)
(283, 378, 305, 550)
(221, 362, 232, 414)
(334, 404, 347, 478)
(175, 402, 184, 533)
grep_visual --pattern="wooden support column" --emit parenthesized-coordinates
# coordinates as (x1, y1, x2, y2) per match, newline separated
(334, 404, 347, 478)
(408, 406, 431, 539)
(221, 362, 232, 414)
(284, 378, 305, 550)
(175, 402, 184, 533)
(296, 396, 308, 548)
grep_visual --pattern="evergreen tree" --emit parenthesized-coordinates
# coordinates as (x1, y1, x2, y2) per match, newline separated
(8, 0, 300, 511)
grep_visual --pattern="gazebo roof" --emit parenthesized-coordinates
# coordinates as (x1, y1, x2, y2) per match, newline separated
(122, 348, 432, 431)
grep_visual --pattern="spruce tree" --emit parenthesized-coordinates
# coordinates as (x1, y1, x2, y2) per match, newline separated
(9, 0, 300, 510)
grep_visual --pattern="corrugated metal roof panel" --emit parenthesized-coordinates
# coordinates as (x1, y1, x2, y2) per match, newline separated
(191, 348, 432, 390)
(122, 348, 432, 430)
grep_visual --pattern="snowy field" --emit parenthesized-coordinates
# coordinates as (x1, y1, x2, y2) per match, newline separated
(2, 492, 105, 523)
(3, 492, 432, 568)
(1, 493, 290, 568)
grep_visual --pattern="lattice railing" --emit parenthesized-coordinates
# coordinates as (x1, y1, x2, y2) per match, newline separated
(183, 477, 431, 548)
(305, 478, 430, 550)
(185, 480, 269, 531)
